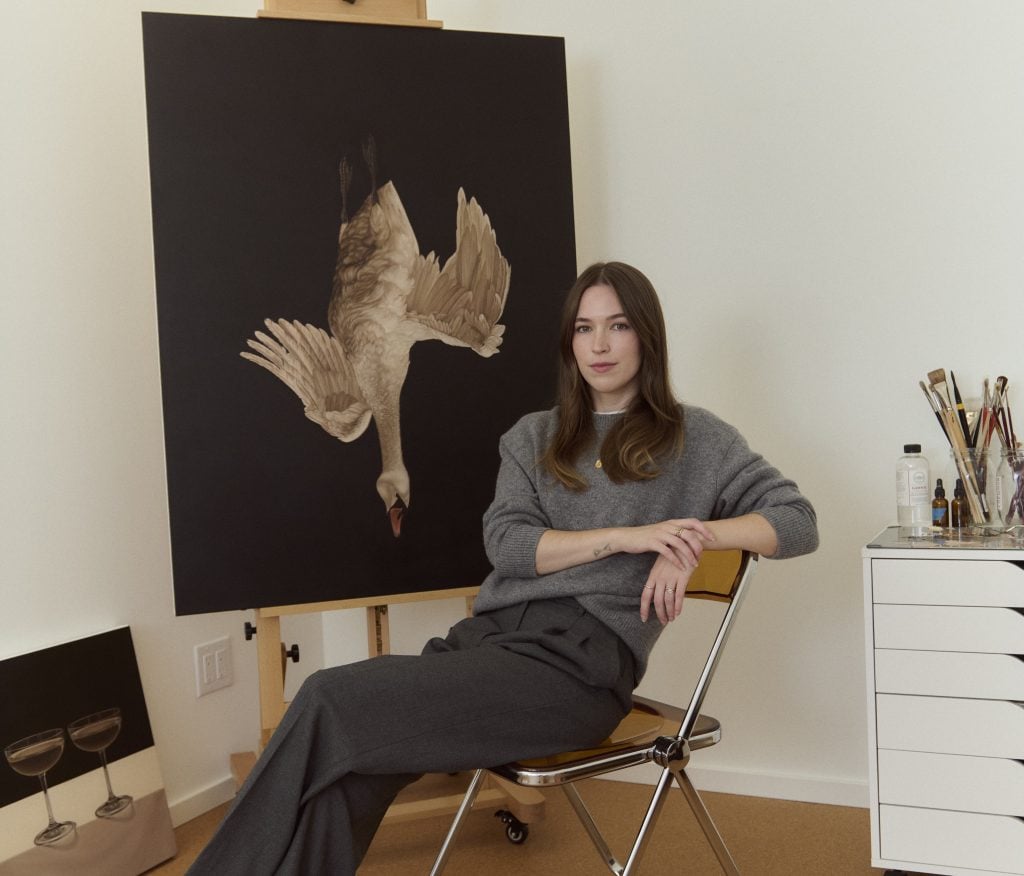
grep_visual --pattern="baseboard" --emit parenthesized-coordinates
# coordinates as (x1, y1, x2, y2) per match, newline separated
(167, 774, 238, 828)
(599, 763, 869, 808)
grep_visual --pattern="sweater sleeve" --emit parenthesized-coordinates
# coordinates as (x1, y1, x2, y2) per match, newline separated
(713, 430, 819, 559)
(481, 432, 549, 578)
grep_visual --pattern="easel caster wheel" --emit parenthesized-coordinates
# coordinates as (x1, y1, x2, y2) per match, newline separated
(495, 809, 529, 844)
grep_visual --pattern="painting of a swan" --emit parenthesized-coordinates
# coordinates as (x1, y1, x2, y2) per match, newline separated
(240, 144, 511, 537)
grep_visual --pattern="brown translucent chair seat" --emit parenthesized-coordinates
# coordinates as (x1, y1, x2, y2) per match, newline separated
(429, 549, 757, 876)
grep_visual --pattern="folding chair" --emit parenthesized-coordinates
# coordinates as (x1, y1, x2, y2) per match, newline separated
(429, 549, 757, 875)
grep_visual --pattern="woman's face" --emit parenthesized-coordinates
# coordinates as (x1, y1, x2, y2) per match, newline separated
(572, 283, 642, 412)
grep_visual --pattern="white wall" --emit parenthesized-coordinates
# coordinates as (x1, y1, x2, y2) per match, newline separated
(3, 0, 1021, 823)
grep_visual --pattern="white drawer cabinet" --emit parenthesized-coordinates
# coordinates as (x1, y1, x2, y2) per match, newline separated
(864, 528, 1024, 876)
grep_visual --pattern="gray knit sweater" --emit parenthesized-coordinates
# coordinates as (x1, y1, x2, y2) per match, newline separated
(472, 405, 819, 680)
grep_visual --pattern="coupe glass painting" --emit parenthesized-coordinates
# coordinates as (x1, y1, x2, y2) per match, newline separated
(3, 729, 76, 846)
(0, 628, 176, 873)
(68, 708, 134, 818)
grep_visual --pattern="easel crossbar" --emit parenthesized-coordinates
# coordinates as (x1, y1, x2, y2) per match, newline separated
(257, 585, 479, 618)
(258, 0, 442, 28)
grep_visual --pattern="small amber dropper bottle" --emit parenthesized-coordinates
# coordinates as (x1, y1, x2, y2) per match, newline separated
(932, 479, 949, 527)
(950, 478, 970, 529)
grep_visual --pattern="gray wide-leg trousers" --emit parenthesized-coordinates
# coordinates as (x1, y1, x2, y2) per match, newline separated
(187, 598, 636, 875)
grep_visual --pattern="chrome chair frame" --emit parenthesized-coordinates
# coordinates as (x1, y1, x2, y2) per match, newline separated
(430, 550, 758, 875)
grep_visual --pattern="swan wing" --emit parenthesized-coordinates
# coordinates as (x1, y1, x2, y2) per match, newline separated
(240, 318, 372, 442)
(405, 189, 510, 357)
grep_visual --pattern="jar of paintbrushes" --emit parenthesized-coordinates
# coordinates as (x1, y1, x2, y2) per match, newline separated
(919, 369, 1019, 532)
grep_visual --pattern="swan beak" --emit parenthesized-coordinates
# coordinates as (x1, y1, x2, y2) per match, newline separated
(388, 498, 407, 538)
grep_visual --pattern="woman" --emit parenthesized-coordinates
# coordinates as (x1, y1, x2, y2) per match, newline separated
(188, 261, 817, 874)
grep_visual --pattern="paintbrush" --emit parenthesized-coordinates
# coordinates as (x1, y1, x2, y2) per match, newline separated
(928, 369, 987, 521)
(1001, 377, 1018, 448)
(993, 376, 1010, 449)
(975, 377, 991, 449)
(919, 380, 947, 439)
(949, 371, 973, 448)
(927, 368, 954, 411)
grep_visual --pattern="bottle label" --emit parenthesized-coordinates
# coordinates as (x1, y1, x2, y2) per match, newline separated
(909, 469, 929, 504)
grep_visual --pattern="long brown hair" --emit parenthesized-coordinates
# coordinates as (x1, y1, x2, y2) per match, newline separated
(541, 262, 684, 490)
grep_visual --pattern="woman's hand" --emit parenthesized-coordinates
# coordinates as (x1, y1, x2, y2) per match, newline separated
(616, 518, 714, 571)
(640, 554, 694, 623)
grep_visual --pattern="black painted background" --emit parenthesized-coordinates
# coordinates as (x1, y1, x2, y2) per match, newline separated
(142, 13, 576, 614)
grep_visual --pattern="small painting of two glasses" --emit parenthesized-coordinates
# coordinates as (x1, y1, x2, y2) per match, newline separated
(4, 707, 133, 846)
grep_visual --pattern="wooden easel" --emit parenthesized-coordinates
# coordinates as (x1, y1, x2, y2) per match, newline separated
(234, 588, 545, 827)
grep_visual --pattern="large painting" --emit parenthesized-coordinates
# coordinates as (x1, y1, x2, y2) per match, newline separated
(0, 628, 175, 875)
(142, 13, 577, 615)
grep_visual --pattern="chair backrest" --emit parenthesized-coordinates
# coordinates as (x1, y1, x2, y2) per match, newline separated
(675, 549, 757, 741)
(685, 549, 746, 602)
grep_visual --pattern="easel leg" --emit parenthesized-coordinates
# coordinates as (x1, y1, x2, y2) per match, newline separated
(366, 605, 390, 656)
(256, 614, 286, 750)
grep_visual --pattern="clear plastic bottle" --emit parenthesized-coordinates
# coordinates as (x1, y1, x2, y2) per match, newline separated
(896, 444, 931, 527)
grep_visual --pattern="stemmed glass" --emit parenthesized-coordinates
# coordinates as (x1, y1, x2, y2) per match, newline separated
(4, 728, 77, 845)
(68, 707, 133, 817)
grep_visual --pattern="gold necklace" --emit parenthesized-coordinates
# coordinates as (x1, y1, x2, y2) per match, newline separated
(593, 408, 625, 470)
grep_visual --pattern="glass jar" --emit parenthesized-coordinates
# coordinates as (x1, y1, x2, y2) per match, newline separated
(994, 448, 1024, 530)
(946, 447, 996, 526)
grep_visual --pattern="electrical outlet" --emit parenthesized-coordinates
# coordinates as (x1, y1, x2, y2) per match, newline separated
(194, 636, 233, 697)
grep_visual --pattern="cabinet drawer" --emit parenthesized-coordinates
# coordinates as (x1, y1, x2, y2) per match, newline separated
(874, 604, 1024, 652)
(873, 558, 1024, 606)
(879, 749, 1024, 815)
(875, 650, 1024, 699)
(880, 804, 1024, 874)
(876, 694, 1024, 758)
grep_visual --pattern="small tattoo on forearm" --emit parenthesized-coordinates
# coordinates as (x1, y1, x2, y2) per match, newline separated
(593, 542, 612, 558)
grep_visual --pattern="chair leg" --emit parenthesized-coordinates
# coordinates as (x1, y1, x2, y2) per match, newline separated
(620, 769, 674, 876)
(428, 769, 487, 876)
(561, 783, 624, 875)
(670, 766, 740, 875)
